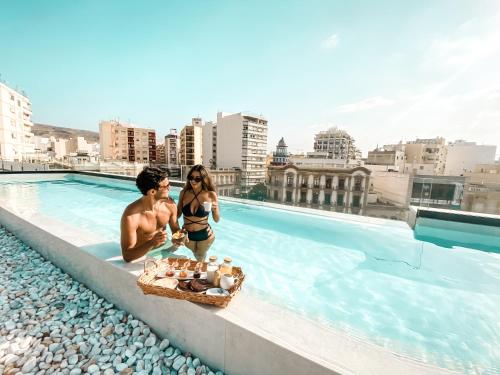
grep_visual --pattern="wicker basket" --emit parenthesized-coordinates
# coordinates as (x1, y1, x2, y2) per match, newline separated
(137, 258, 245, 308)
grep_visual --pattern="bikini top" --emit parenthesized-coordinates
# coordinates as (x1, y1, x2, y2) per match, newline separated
(181, 190, 209, 218)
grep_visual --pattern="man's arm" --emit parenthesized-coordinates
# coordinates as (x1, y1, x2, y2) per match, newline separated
(168, 203, 187, 246)
(177, 190, 185, 219)
(168, 203, 181, 233)
(120, 213, 165, 262)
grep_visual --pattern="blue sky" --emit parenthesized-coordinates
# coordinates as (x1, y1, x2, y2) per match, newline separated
(2, 0, 500, 156)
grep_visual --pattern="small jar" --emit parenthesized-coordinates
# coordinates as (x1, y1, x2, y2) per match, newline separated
(219, 257, 233, 275)
(213, 269, 222, 287)
(206, 255, 218, 283)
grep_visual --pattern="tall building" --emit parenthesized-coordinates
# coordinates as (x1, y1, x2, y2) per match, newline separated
(202, 121, 217, 168)
(0, 82, 35, 160)
(216, 111, 268, 195)
(444, 140, 496, 176)
(271, 137, 289, 165)
(99, 120, 156, 162)
(155, 144, 167, 164)
(312, 127, 357, 161)
(179, 118, 203, 166)
(165, 128, 180, 167)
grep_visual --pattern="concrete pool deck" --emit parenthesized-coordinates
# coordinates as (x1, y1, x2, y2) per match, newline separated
(0, 173, 457, 375)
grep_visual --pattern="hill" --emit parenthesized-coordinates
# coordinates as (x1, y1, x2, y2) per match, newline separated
(33, 123, 99, 143)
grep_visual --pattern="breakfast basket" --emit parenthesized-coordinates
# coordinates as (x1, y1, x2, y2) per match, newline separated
(137, 258, 245, 308)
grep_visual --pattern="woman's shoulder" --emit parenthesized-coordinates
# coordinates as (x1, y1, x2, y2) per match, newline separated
(208, 190, 218, 200)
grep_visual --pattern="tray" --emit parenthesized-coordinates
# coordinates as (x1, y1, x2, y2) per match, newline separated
(137, 258, 245, 308)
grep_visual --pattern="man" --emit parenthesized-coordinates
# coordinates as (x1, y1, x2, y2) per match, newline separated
(121, 167, 183, 262)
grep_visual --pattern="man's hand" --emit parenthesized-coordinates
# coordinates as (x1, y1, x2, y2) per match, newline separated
(172, 229, 189, 248)
(151, 229, 167, 248)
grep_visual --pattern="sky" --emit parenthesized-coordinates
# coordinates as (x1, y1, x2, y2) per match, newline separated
(2, 0, 500, 157)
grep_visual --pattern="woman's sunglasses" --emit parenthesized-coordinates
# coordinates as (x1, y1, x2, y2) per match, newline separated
(189, 176, 203, 182)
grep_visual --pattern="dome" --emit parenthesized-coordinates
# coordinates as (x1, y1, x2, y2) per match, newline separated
(277, 137, 287, 147)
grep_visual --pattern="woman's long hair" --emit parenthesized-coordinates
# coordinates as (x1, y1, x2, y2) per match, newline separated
(183, 164, 216, 192)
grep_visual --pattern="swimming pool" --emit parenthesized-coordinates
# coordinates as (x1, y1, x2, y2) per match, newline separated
(1, 173, 499, 374)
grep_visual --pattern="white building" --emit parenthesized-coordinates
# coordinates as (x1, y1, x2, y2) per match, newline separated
(0, 82, 35, 160)
(180, 118, 203, 166)
(99, 120, 157, 163)
(312, 127, 358, 161)
(216, 111, 268, 195)
(202, 121, 217, 168)
(47, 136, 67, 160)
(66, 136, 96, 155)
(444, 140, 497, 176)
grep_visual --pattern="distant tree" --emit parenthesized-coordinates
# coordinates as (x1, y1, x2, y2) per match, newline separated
(248, 183, 267, 201)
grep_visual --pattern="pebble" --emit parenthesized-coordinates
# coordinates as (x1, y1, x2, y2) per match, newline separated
(173, 356, 187, 371)
(21, 356, 37, 372)
(0, 228, 225, 375)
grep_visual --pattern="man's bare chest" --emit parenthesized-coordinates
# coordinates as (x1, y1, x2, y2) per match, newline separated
(138, 209, 171, 235)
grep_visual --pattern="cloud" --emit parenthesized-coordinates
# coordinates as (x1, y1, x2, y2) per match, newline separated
(336, 96, 395, 113)
(423, 13, 500, 70)
(321, 34, 339, 49)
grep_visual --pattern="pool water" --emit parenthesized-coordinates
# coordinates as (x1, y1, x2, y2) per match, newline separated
(1, 174, 499, 373)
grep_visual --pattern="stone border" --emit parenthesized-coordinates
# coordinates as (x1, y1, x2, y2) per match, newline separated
(0, 173, 458, 375)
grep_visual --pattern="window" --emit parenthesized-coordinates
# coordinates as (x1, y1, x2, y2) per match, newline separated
(354, 179, 362, 191)
(287, 175, 293, 186)
(353, 195, 361, 208)
(337, 194, 344, 206)
(338, 179, 345, 190)
(300, 191, 306, 203)
(286, 191, 292, 202)
(312, 193, 319, 204)
(273, 191, 279, 200)
(326, 178, 332, 189)
(324, 194, 331, 204)
(313, 177, 320, 188)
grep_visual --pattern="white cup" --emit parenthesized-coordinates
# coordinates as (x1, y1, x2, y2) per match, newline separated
(203, 201, 212, 212)
(220, 274, 235, 290)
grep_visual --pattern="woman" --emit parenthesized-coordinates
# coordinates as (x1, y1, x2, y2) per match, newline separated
(177, 164, 220, 261)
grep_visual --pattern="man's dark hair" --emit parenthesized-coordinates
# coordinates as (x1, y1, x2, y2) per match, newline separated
(136, 167, 170, 195)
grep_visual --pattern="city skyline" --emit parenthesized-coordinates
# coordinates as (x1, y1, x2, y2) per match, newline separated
(2, 0, 500, 157)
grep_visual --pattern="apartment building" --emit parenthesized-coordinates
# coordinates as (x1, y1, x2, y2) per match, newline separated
(155, 144, 167, 164)
(165, 128, 180, 167)
(267, 164, 371, 215)
(444, 140, 496, 176)
(202, 121, 217, 168)
(216, 111, 268, 195)
(0, 82, 35, 160)
(99, 120, 156, 162)
(312, 127, 358, 161)
(179, 118, 203, 166)
(404, 137, 447, 174)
